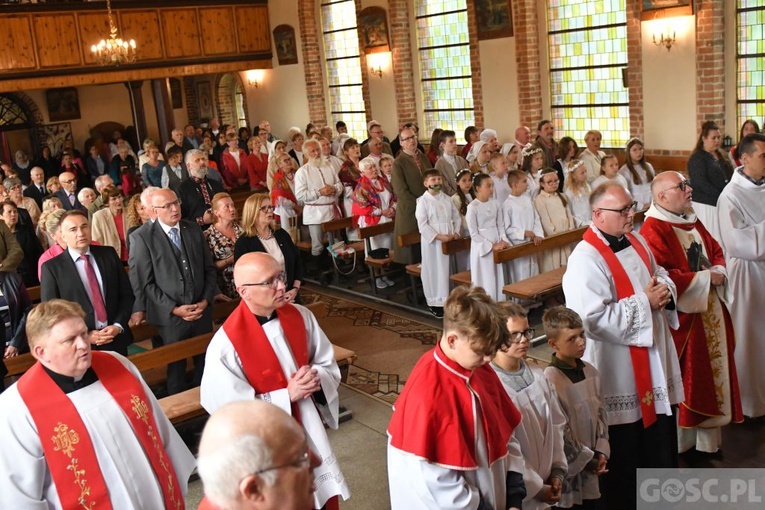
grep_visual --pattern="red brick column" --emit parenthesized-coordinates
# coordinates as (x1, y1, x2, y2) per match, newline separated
(388, 0, 418, 127)
(695, 0, 725, 133)
(466, 0, 484, 129)
(626, 1, 643, 142)
(514, 0, 543, 127)
(298, 0, 327, 126)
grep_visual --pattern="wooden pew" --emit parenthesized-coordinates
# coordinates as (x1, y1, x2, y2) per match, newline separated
(358, 222, 395, 295)
(321, 216, 364, 283)
(27, 285, 41, 303)
(397, 231, 423, 306)
(442, 237, 472, 286)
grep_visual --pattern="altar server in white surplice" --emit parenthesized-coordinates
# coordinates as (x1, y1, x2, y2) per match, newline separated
(562, 183, 683, 510)
(200, 253, 350, 510)
(416, 169, 461, 317)
(0, 300, 195, 510)
(503, 170, 544, 283)
(467, 173, 510, 301)
(717, 132, 765, 419)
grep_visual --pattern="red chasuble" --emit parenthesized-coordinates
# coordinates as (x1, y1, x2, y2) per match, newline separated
(16, 352, 184, 510)
(388, 343, 522, 469)
(222, 301, 309, 421)
(641, 217, 743, 427)
(582, 228, 657, 428)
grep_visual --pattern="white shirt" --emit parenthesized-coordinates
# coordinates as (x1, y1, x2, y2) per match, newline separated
(68, 247, 108, 330)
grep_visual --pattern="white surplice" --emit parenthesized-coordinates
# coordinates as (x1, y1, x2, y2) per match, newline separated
(0, 353, 196, 509)
(492, 172, 511, 207)
(416, 191, 462, 307)
(545, 362, 610, 505)
(466, 198, 509, 301)
(618, 163, 654, 209)
(502, 194, 543, 282)
(717, 169, 765, 417)
(562, 229, 684, 425)
(492, 362, 568, 510)
(200, 305, 350, 507)
(564, 187, 592, 227)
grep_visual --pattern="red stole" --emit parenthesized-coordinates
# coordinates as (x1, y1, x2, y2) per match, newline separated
(16, 353, 184, 510)
(222, 301, 309, 421)
(582, 228, 657, 428)
(388, 344, 522, 469)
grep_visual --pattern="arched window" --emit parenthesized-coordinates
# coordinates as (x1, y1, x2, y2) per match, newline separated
(414, 0, 474, 136)
(736, 1, 765, 127)
(235, 83, 247, 130)
(321, 0, 366, 140)
(547, 0, 629, 147)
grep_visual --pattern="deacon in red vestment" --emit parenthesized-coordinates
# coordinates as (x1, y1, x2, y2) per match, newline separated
(0, 299, 195, 509)
(387, 286, 526, 510)
(641, 171, 742, 453)
(200, 252, 349, 510)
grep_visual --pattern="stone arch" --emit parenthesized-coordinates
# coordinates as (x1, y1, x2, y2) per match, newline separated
(215, 72, 249, 130)
(0, 91, 46, 161)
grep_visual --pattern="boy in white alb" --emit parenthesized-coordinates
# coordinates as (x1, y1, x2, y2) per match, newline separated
(491, 153, 512, 206)
(503, 169, 544, 282)
(416, 170, 462, 318)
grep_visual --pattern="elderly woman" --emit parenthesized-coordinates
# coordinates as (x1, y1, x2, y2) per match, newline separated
(245, 136, 268, 192)
(91, 185, 128, 261)
(339, 138, 362, 240)
(46, 176, 61, 196)
(37, 209, 66, 280)
(266, 139, 294, 190)
(352, 157, 397, 288)
(687, 121, 733, 242)
(234, 193, 304, 304)
(109, 142, 138, 192)
(1, 201, 43, 287)
(204, 193, 242, 299)
(5, 177, 40, 227)
(220, 133, 249, 188)
(77, 187, 97, 211)
(270, 153, 302, 231)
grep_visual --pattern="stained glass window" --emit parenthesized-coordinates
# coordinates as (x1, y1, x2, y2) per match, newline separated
(415, 0, 474, 136)
(321, 0, 366, 140)
(547, 0, 629, 147)
(235, 84, 247, 130)
(737, 1, 765, 127)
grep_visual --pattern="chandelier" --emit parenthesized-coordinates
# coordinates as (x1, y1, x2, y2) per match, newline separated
(90, 0, 137, 66)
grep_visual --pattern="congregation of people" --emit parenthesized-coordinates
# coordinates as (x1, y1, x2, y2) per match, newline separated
(0, 110, 764, 509)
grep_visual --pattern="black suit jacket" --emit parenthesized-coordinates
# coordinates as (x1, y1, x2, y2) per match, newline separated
(40, 245, 135, 354)
(128, 219, 216, 330)
(55, 189, 85, 211)
(234, 228, 304, 291)
(177, 177, 224, 227)
(23, 184, 46, 209)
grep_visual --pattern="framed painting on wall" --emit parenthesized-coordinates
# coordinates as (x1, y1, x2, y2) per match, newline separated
(475, 0, 514, 40)
(43, 122, 72, 157)
(46, 87, 80, 122)
(273, 25, 298, 66)
(640, 0, 693, 20)
(196, 81, 214, 120)
(359, 7, 390, 53)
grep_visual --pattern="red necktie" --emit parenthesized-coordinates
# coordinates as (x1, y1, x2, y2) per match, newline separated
(80, 254, 107, 324)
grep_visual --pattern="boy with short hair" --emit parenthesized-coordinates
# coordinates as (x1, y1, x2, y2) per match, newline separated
(388, 286, 526, 510)
(503, 170, 544, 282)
(434, 130, 470, 196)
(492, 302, 568, 510)
(490, 153, 512, 206)
(415, 169, 462, 318)
(543, 306, 609, 509)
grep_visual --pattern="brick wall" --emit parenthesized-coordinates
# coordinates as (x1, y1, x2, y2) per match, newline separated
(695, 0, 725, 133)
(298, 0, 327, 127)
(466, 0, 484, 129)
(514, 0, 543, 127)
(626, 1, 643, 143)
(388, 0, 417, 128)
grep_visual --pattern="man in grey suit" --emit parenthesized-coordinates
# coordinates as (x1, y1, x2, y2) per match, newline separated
(128, 188, 217, 394)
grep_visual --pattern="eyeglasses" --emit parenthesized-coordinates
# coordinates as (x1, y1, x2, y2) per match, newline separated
(240, 272, 287, 289)
(259, 205, 275, 212)
(154, 199, 182, 210)
(663, 180, 691, 193)
(60, 179, 75, 185)
(252, 448, 310, 476)
(598, 201, 638, 217)
(400, 135, 417, 142)
(507, 328, 535, 344)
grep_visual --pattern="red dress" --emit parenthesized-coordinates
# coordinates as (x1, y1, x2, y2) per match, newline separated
(245, 152, 268, 191)
(220, 149, 249, 188)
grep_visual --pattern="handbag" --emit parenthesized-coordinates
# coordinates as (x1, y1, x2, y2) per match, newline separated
(368, 248, 389, 259)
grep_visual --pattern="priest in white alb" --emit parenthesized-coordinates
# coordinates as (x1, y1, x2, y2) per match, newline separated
(0, 299, 195, 509)
(562, 183, 683, 510)
(200, 252, 350, 510)
(641, 171, 743, 453)
(717, 132, 765, 418)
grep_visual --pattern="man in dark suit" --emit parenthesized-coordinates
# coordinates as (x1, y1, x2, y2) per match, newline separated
(55, 171, 85, 211)
(177, 149, 224, 229)
(40, 210, 136, 356)
(23, 167, 47, 210)
(128, 188, 216, 394)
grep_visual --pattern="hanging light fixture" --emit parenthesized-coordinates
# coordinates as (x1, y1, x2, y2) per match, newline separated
(90, 0, 136, 66)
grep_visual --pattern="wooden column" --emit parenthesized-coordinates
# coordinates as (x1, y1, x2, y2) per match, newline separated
(152, 78, 175, 149)
(125, 81, 148, 148)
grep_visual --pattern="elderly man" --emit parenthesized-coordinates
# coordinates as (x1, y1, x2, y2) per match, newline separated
(12, 149, 32, 185)
(392, 126, 431, 265)
(562, 183, 683, 510)
(177, 149, 224, 228)
(88, 174, 114, 220)
(129, 188, 217, 394)
(165, 128, 188, 155)
(184, 123, 200, 150)
(197, 400, 322, 510)
(360, 120, 392, 157)
(201, 253, 350, 509)
(294, 139, 343, 280)
(319, 136, 343, 173)
(55, 171, 85, 211)
(258, 119, 275, 143)
(534, 120, 557, 168)
(363, 137, 389, 165)
(0, 299, 195, 507)
(23, 166, 47, 209)
(641, 171, 742, 453)
(717, 132, 765, 419)
(514, 126, 531, 147)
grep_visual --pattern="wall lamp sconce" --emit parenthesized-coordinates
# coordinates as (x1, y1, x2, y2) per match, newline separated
(367, 52, 389, 79)
(653, 29, 676, 51)
(245, 69, 265, 88)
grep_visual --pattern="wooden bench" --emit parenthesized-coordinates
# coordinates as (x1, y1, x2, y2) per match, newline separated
(397, 231, 424, 306)
(358, 221, 395, 295)
(321, 216, 365, 284)
(502, 266, 567, 301)
(27, 285, 40, 303)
